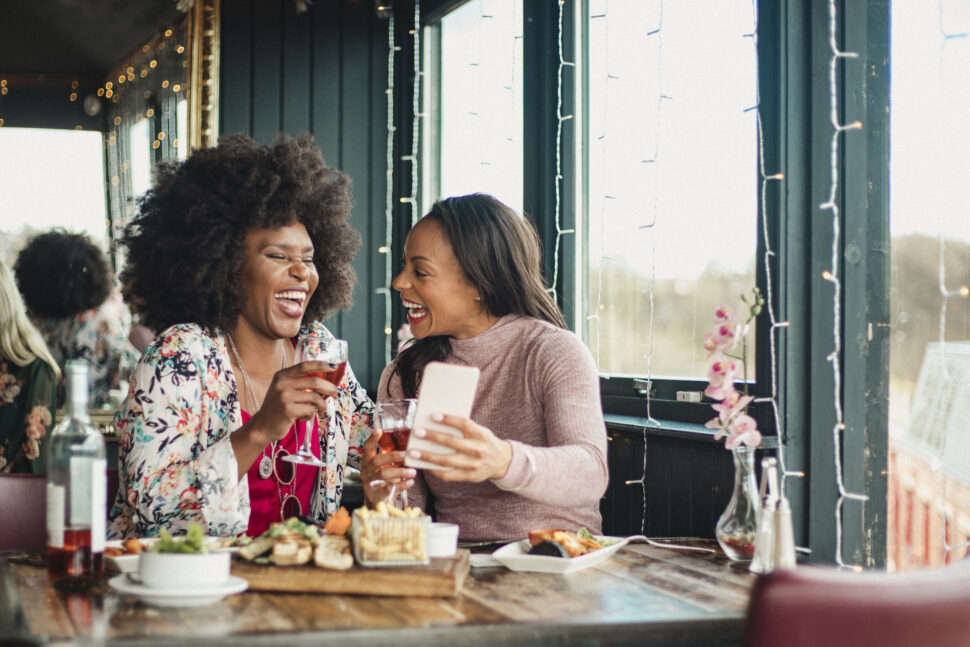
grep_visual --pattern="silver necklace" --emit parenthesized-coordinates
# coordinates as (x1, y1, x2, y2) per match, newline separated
(226, 331, 285, 480)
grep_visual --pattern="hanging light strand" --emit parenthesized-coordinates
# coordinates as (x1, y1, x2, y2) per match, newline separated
(549, 0, 576, 295)
(398, 0, 423, 225)
(746, 0, 792, 483)
(587, 3, 613, 371)
(377, 9, 399, 365)
(822, 0, 868, 570)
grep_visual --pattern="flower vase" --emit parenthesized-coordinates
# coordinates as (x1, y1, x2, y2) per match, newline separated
(715, 444, 759, 561)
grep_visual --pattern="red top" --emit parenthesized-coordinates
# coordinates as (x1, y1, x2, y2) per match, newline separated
(241, 409, 320, 537)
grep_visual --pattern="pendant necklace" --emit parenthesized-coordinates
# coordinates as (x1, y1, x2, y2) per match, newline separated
(226, 332, 285, 479)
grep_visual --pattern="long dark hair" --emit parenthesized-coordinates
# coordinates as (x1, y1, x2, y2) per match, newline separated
(391, 194, 565, 397)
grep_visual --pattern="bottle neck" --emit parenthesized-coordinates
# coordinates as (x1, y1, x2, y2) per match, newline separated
(65, 364, 91, 422)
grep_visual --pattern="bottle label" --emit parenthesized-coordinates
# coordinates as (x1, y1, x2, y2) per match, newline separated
(47, 484, 65, 548)
(69, 457, 107, 552)
(92, 458, 106, 552)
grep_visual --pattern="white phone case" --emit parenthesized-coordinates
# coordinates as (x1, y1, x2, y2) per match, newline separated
(404, 362, 481, 470)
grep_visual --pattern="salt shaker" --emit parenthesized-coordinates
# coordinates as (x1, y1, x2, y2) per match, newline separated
(750, 457, 778, 574)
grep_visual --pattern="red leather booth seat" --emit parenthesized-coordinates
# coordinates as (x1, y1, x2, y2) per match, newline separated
(745, 561, 970, 647)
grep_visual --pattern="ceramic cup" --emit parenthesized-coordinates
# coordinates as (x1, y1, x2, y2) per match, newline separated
(427, 522, 459, 558)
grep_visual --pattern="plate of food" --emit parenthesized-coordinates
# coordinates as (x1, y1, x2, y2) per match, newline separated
(491, 529, 633, 574)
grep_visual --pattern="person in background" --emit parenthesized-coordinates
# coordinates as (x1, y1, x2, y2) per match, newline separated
(14, 231, 138, 409)
(108, 133, 373, 539)
(362, 193, 608, 541)
(0, 260, 60, 473)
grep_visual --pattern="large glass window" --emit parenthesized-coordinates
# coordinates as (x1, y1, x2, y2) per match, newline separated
(423, 0, 524, 213)
(0, 128, 108, 266)
(888, 0, 970, 571)
(579, 0, 759, 380)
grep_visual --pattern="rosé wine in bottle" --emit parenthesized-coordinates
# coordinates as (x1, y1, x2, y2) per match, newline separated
(46, 360, 106, 590)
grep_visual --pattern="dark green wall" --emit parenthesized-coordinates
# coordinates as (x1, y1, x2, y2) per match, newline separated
(219, 0, 396, 394)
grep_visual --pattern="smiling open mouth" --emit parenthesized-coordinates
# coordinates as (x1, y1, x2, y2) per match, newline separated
(402, 298, 427, 322)
(276, 290, 306, 316)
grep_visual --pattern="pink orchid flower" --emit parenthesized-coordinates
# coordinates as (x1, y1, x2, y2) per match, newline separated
(714, 305, 736, 323)
(724, 414, 762, 450)
(704, 358, 739, 400)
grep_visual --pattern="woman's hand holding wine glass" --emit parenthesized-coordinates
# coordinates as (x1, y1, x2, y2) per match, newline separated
(282, 335, 348, 467)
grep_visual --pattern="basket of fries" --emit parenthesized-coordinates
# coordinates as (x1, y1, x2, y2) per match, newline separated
(352, 503, 430, 567)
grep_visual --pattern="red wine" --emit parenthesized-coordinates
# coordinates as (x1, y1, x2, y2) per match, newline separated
(48, 528, 104, 589)
(307, 362, 346, 386)
(377, 428, 412, 454)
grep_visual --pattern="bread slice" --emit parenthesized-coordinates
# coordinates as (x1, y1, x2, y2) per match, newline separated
(314, 535, 353, 570)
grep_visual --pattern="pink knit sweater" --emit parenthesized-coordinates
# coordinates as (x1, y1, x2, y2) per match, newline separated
(378, 315, 608, 541)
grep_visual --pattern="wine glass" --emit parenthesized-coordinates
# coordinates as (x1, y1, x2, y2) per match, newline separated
(283, 335, 348, 467)
(374, 398, 417, 507)
(376, 399, 417, 462)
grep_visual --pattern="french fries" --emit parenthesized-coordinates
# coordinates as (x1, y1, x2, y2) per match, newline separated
(352, 504, 429, 565)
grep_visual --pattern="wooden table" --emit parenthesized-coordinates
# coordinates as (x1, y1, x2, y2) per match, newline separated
(0, 540, 754, 647)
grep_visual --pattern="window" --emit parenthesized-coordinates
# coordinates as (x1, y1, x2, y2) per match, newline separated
(0, 128, 108, 266)
(887, 0, 970, 571)
(422, 0, 524, 213)
(579, 1, 759, 382)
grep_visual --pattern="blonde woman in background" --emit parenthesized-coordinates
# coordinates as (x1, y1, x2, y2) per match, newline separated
(0, 260, 60, 473)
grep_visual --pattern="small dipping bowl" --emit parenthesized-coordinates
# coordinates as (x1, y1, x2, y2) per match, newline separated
(427, 522, 459, 558)
(138, 550, 231, 589)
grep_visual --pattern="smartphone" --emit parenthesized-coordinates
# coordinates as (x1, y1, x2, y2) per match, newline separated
(404, 362, 481, 470)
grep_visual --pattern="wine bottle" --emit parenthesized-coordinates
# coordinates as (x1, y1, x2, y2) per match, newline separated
(46, 360, 106, 589)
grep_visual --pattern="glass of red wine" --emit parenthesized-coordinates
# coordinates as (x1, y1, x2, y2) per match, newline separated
(373, 398, 417, 507)
(283, 335, 348, 467)
(376, 399, 417, 462)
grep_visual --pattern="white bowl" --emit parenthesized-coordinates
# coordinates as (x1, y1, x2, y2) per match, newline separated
(137, 550, 231, 589)
(427, 522, 459, 558)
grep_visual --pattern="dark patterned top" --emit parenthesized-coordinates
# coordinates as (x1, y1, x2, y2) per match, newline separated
(0, 357, 57, 474)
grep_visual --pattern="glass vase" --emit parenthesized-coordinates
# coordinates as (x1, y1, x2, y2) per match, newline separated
(715, 444, 759, 561)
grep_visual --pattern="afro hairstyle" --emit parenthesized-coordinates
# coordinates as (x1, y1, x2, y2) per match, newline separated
(119, 133, 360, 332)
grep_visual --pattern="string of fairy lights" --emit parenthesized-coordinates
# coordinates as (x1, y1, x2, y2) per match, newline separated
(821, 0, 868, 570)
(403, 0, 423, 227)
(934, 1, 969, 563)
(378, 8, 399, 365)
(746, 1, 797, 537)
(548, 0, 575, 296)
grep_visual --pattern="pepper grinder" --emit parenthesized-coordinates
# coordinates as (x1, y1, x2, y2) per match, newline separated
(750, 457, 778, 574)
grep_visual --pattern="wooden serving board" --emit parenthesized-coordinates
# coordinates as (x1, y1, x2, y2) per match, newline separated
(231, 549, 470, 598)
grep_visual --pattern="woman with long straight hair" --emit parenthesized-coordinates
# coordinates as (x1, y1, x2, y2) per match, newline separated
(363, 194, 608, 541)
(0, 260, 60, 473)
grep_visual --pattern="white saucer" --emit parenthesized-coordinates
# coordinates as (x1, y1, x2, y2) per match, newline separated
(108, 574, 248, 607)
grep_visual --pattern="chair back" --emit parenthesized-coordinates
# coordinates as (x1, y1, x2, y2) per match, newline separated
(745, 563, 970, 647)
(0, 469, 119, 553)
(0, 473, 47, 552)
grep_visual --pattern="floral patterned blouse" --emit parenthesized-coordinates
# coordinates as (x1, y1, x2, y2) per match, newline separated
(107, 322, 373, 539)
(0, 357, 57, 474)
(36, 290, 139, 409)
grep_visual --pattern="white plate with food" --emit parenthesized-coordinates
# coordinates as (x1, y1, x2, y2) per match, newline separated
(491, 533, 632, 574)
(105, 537, 237, 574)
(108, 574, 248, 607)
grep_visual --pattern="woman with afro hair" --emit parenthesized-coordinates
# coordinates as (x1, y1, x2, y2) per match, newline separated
(108, 133, 374, 539)
(14, 231, 138, 409)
